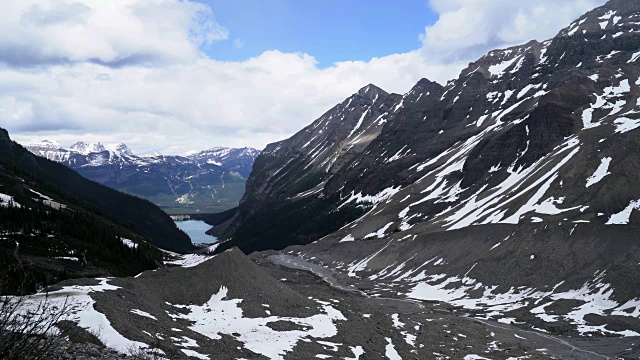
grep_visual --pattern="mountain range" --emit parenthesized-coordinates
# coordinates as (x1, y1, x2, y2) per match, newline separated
(209, 0, 640, 342)
(24, 140, 260, 214)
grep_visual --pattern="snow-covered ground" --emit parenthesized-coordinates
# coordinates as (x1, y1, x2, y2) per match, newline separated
(164, 253, 215, 268)
(13, 279, 150, 354)
(0, 193, 21, 208)
(167, 286, 346, 359)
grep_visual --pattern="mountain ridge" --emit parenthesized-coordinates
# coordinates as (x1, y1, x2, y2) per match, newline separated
(215, 0, 640, 285)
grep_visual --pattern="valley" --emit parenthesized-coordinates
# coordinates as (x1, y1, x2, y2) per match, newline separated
(2, 0, 640, 359)
(265, 253, 639, 359)
(13, 247, 638, 359)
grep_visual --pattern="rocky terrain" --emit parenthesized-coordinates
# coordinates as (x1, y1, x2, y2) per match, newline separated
(212, 0, 640, 354)
(21, 247, 640, 359)
(24, 140, 260, 214)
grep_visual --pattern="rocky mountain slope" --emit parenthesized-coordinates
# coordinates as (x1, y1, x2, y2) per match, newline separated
(24, 141, 260, 214)
(222, 0, 640, 250)
(212, 0, 640, 341)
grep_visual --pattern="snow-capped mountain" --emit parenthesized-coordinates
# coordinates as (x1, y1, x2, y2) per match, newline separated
(215, 0, 640, 340)
(187, 147, 262, 178)
(26, 139, 63, 151)
(24, 139, 72, 163)
(23, 141, 260, 214)
(26, 140, 136, 165)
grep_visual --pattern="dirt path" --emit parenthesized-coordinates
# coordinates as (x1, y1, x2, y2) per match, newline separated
(473, 318, 610, 360)
(270, 254, 427, 310)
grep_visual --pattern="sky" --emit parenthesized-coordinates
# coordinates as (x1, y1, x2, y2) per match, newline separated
(199, 0, 437, 66)
(1, 0, 606, 154)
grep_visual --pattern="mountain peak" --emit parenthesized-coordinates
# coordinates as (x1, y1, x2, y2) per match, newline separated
(108, 143, 134, 156)
(27, 139, 62, 149)
(140, 151, 162, 158)
(356, 83, 388, 100)
(412, 78, 444, 93)
(70, 141, 106, 155)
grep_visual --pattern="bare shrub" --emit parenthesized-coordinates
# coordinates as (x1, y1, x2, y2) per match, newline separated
(0, 275, 72, 359)
(126, 338, 181, 360)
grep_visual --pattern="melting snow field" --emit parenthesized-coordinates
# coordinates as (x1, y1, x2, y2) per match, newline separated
(606, 199, 640, 225)
(582, 79, 630, 130)
(13, 279, 149, 353)
(384, 337, 402, 360)
(340, 187, 401, 208)
(12, 279, 350, 359)
(402, 270, 640, 337)
(164, 253, 214, 267)
(167, 286, 346, 359)
(614, 117, 640, 133)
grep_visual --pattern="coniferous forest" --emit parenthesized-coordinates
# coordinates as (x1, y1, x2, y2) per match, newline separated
(0, 128, 169, 294)
(0, 204, 161, 294)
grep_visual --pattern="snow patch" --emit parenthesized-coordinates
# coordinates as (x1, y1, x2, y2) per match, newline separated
(606, 200, 640, 225)
(120, 238, 139, 249)
(585, 157, 612, 187)
(165, 254, 215, 268)
(168, 286, 346, 359)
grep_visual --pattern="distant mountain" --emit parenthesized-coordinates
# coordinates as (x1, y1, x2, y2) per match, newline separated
(187, 147, 262, 178)
(24, 141, 261, 214)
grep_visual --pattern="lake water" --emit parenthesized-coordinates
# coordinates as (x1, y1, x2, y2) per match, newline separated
(175, 220, 218, 244)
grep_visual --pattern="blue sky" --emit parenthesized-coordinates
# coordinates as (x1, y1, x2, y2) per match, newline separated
(198, 0, 437, 66)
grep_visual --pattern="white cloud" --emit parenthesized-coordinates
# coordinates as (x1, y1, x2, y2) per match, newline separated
(2, 0, 607, 154)
(421, 0, 606, 63)
(4, 51, 435, 153)
(0, 0, 228, 67)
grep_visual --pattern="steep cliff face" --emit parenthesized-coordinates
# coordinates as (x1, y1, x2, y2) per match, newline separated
(219, 0, 640, 255)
